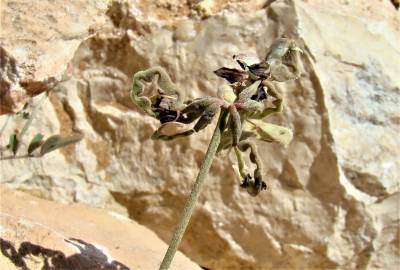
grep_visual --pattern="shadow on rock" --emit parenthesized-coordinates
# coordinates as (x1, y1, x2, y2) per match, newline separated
(0, 237, 130, 270)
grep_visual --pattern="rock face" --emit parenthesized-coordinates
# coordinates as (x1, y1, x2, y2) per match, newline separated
(1, 0, 399, 269)
(0, 0, 109, 114)
(0, 185, 201, 270)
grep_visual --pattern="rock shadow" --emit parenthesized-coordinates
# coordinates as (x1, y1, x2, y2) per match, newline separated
(0, 237, 130, 270)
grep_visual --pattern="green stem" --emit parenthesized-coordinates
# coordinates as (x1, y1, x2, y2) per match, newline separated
(159, 110, 228, 270)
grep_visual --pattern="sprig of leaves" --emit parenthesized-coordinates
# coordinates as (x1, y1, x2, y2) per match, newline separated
(0, 92, 83, 160)
(1, 134, 83, 160)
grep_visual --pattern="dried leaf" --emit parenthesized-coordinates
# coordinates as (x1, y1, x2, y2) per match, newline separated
(151, 122, 194, 141)
(233, 54, 260, 71)
(214, 67, 248, 83)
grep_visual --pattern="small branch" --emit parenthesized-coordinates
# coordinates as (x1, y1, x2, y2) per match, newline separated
(159, 110, 228, 270)
(0, 154, 37, 161)
(19, 91, 49, 140)
(0, 114, 11, 137)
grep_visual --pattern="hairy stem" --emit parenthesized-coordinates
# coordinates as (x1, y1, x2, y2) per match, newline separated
(159, 110, 228, 270)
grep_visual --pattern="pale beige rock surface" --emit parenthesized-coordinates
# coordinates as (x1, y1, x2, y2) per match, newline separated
(0, 0, 399, 269)
(0, 0, 110, 114)
(0, 185, 201, 270)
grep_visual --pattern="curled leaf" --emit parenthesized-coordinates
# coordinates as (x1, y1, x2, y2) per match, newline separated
(28, 133, 44, 155)
(40, 134, 83, 156)
(131, 67, 182, 119)
(246, 119, 293, 147)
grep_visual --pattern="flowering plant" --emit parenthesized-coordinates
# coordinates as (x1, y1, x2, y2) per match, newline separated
(130, 37, 302, 269)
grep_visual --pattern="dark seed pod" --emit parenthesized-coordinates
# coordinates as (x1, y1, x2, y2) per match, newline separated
(214, 67, 248, 84)
(240, 173, 267, 197)
(237, 141, 266, 196)
(193, 103, 220, 132)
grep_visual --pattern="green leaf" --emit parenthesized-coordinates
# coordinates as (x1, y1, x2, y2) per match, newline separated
(27, 133, 44, 155)
(40, 134, 83, 156)
(8, 133, 19, 155)
(246, 119, 293, 147)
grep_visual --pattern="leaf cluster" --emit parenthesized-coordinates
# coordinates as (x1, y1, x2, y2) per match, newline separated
(0, 92, 83, 161)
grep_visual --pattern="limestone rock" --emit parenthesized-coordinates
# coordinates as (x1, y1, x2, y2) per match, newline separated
(0, 0, 399, 269)
(0, 0, 110, 114)
(0, 185, 200, 270)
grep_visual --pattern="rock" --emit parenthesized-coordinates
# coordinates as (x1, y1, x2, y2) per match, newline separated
(0, 0, 110, 114)
(0, 0, 399, 269)
(0, 185, 201, 270)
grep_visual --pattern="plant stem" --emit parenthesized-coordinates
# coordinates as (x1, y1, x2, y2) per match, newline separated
(0, 115, 11, 137)
(159, 110, 228, 270)
(0, 154, 36, 161)
(19, 91, 49, 140)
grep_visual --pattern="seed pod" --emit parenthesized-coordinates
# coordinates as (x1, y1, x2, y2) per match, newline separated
(229, 105, 241, 146)
(236, 141, 267, 196)
(193, 102, 220, 132)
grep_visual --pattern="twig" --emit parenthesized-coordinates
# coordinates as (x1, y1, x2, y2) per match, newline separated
(0, 114, 11, 137)
(159, 110, 228, 270)
(0, 115, 11, 156)
(19, 91, 49, 140)
(0, 154, 36, 161)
